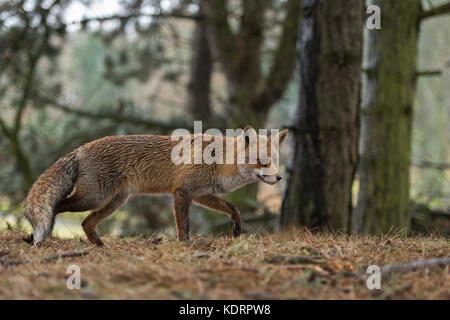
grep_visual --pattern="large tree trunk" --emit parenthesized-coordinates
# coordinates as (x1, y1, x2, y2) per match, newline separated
(354, 0, 421, 234)
(280, 0, 363, 231)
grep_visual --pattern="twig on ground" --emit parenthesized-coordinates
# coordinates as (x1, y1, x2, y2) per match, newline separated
(380, 257, 450, 277)
(0, 250, 90, 267)
(264, 254, 323, 265)
(0, 250, 10, 258)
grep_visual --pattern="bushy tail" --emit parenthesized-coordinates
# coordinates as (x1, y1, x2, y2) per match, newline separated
(25, 151, 78, 244)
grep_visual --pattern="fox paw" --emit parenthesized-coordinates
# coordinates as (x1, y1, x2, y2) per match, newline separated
(23, 234, 34, 244)
(232, 223, 242, 237)
(94, 239, 106, 247)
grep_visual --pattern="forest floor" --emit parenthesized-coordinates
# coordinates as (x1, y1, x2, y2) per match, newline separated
(0, 229, 448, 299)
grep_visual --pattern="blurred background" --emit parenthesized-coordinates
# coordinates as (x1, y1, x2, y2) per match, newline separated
(0, 0, 449, 239)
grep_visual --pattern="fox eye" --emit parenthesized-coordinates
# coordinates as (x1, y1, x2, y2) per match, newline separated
(257, 159, 269, 167)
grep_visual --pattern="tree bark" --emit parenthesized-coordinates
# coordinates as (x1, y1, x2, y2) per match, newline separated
(280, 0, 363, 231)
(187, 3, 213, 123)
(354, 0, 422, 234)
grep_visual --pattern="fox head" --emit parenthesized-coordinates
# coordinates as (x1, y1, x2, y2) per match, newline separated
(236, 124, 289, 185)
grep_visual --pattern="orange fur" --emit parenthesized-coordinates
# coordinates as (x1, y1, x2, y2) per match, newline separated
(24, 127, 288, 245)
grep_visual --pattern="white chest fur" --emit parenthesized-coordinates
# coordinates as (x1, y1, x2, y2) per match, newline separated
(216, 173, 255, 194)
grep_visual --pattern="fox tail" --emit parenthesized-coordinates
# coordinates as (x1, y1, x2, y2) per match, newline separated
(24, 151, 78, 244)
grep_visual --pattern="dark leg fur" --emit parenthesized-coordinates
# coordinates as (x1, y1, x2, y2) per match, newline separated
(23, 234, 34, 244)
(173, 189, 192, 241)
(193, 194, 242, 237)
(57, 194, 100, 214)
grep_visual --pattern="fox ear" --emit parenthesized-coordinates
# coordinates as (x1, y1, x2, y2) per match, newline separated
(243, 124, 254, 132)
(276, 129, 289, 146)
(241, 124, 255, 149)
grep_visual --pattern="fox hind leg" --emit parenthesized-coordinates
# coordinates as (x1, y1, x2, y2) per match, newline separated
(57, 192, 103, 214)
(82, 192, 129, 246)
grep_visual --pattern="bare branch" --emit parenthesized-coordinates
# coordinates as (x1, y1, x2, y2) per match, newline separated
(381, 257, 450, 277)
(13, 56, 38, 136)
(69, 12, 202, 26)
(0, 250, 90, 267)
(0, 117, 12, 138)
(412, 160, 450, 170)
(42, 98, 192, 133)
(420, 2, 450, 21)
(412, 203, 450, 219)
(415, 69, 442, 77)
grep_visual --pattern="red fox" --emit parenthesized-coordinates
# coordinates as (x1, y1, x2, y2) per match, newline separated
(24, 125, 288, 246)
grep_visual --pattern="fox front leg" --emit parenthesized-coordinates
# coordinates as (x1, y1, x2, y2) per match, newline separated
(173, 188, 192, 241)
(193, 194, 242, 237)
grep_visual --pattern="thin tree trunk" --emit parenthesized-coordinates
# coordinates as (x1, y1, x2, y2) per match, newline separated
(280, 0, 363, 231)
(9, 134, 34, 187)
(354, 0, 421, 234)
(0, 120, 34, 188)
(187, 3, 212, 124)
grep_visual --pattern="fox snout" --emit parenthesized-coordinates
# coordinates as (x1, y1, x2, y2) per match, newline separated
(257, 173, 282, 185)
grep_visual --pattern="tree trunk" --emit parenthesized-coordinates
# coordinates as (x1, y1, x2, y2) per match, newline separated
(354, 0, 421, 234)
(280, 0, 363, 231)
(187, 3, 213, 124)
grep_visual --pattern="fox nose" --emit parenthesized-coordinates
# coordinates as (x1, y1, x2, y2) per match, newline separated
(276, 175, 282, 181)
